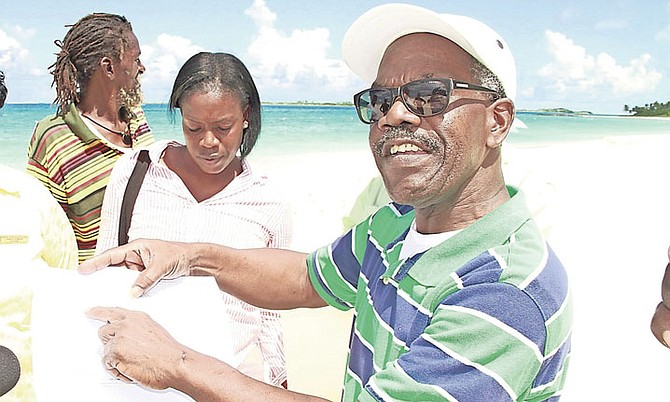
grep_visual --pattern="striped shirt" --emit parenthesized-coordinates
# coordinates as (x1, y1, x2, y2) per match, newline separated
(26, 104, 154, 263)
(308, 187, 572, 401)
(96, 141, 292, 386)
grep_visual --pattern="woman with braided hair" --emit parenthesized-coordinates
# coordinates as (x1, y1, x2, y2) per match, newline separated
(27, 13, 155, 263)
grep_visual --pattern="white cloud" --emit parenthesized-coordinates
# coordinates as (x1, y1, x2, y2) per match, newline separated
(140, 34, 205, 102)
(538, 30, 661, 97)
(0, 27, 53, 103)
(0, 28, 30, 70)
(242, 0, 357, 101)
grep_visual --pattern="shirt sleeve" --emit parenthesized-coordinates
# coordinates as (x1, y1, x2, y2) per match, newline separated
(361, 283, 547, 402)
(307, 229, 362, 311)
(26, 155, 69, 209)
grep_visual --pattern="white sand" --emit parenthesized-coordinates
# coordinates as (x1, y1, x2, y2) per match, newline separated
(511, 136, 670, 401)
(251, 134, 670, 400)
(249, 150, 374, 400)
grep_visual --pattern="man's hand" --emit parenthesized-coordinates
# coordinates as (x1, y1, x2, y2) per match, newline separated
(78, 239, 195, 297)
(86, 307, 188, 389)
(651, 301, 670, 347)
(651, 246, 670, 347)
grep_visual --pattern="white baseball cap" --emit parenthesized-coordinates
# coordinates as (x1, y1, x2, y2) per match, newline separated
(342, 3, 517, 103)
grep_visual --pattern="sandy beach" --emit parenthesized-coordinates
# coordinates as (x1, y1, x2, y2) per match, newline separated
(250, 134, 670, 400)
(249, 150, 375, 400)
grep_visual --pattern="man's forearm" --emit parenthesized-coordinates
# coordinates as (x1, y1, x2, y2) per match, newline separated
(188, 243, 326, 310)
(171, 346, 329, 402)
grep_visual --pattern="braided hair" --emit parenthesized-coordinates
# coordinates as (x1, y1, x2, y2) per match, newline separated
(50, 13, 134, 116)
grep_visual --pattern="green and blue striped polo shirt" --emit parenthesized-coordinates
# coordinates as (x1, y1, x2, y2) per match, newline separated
(308, 187, 572, 401)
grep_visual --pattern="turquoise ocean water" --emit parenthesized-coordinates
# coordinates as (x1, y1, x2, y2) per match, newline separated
(2, 103, 670, 170)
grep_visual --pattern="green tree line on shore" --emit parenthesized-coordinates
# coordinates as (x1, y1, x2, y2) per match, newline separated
(624, 101, 670, 116)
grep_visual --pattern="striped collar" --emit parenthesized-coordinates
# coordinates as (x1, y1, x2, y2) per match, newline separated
(404, 186, 532, 286)
(63, 103, 99, 144)
(65, 104, 134, 153)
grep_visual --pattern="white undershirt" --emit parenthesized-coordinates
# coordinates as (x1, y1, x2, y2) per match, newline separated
(399, 219, 462, 260)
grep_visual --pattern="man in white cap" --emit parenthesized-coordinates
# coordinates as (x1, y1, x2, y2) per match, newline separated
(79, 4, 572, 401)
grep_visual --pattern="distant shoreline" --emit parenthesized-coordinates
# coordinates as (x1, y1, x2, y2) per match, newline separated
(3, 103, 668, 118)
(262, 101, 353, 107)
(517, 108, 670, 119)
(1, 101, 355, 108)
(518, 107, 599, 116)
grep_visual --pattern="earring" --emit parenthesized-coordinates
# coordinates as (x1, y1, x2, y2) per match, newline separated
(243, 120, 249, 129)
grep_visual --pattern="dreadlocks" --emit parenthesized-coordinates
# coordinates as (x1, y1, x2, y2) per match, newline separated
(50, 13, 133, 116)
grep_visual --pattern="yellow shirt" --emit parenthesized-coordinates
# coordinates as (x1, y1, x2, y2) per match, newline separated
(0, 164, 77, 401)
(0, 164, 77, 269)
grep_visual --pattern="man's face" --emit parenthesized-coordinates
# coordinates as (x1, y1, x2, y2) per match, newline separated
(368, 33, 494, 210)
(117, 32, 145, 109)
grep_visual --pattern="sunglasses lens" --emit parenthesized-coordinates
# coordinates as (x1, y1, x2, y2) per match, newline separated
(356, 89, 393, 124)
(401, 80, 450, 116)
(354, 79, 454, 124)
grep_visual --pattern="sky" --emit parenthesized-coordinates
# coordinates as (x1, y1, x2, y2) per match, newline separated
(2, 0, 670, 114)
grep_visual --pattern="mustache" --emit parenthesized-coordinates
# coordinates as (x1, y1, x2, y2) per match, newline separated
(372, 125, 440, 157)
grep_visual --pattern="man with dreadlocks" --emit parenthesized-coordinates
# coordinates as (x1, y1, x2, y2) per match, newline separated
(27, 13, 155, 263)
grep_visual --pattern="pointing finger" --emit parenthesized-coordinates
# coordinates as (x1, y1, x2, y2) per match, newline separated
(78, 245, 135, 274)
(130, 270, 164, 298)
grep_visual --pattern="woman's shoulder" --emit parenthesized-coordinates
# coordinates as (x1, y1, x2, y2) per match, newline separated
(147, 139, 178, 158)
(239, 159, 272, 186)
(111, 140, 170, 178)
(127, 140, 182, 164)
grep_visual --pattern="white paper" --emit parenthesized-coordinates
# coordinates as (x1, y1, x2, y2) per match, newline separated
(31, 267, 234, 401)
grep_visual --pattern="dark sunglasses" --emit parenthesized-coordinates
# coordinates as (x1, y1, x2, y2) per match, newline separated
(353, 78, 499, 124)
